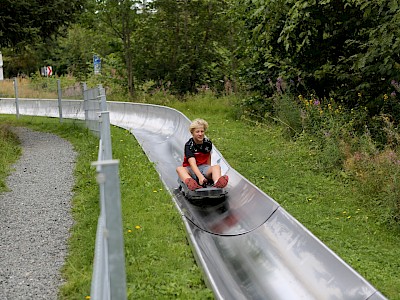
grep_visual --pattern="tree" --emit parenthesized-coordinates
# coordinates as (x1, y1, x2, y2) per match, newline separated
(139, 0, 235, 93)
(233, 0, 400, 112)
(342, 0, 400, 110)
(1, 45, 41, 77)
(46, 25, 105, 79)
(92, 0, 237, 95)
(94, 0, 144, 96)
(0, 0, 85, 47)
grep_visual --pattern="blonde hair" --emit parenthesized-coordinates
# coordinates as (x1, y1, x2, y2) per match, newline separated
(189, 118, 208, 133)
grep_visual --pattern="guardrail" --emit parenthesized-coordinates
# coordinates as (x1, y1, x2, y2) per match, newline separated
(2, 80, 127, 300)
(84, 85, 127, 300)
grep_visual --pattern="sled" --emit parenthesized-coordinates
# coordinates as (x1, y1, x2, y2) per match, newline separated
(178, 178, 227, 203)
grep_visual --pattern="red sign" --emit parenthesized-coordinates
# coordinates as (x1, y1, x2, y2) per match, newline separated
(47, 66, 52, 76)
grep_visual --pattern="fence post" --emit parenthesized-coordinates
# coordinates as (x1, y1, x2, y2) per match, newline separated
(98, 84, 107, 112)
(13, 77, 19, 119)
(91, 140, 108, 300)
(86, 85, 127, 300)
(57, 79, 63, 123)
(100, 112, 112, 160)
(90, 211, 108, 300)
(92, 159, 127, 300)
(82, 82, 88, 122)
(103, 160, 126, 300)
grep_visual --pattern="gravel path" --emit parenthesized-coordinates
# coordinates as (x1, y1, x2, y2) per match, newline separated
(0, 127, 76, 299)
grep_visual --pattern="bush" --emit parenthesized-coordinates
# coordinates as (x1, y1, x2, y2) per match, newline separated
(237, 94, 274, 122)
(255, 91, 400, 227)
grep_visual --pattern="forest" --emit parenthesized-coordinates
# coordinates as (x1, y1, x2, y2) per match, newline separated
(1, 0, 399, 105)
(1, 0, 400, 227)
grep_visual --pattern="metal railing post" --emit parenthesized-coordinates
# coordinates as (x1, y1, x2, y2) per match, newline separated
(98, 84, 107, 112)
(84, 84, 127, 300)
(102, 160, 126, 300)
(57, 79, 63, 122)
(13, 77, 19, 118)
(91, 159, 127, 300)
(100, 112, 112, 161)
(83, 82, 88, 123)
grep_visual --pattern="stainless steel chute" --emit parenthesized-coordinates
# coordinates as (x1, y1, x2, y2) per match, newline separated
(0, 98, 386, 300)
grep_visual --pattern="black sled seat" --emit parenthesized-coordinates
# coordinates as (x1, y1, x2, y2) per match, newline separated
(178, 178, 227, 203)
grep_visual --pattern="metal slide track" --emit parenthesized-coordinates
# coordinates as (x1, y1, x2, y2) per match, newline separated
(0, 98, 386, 300)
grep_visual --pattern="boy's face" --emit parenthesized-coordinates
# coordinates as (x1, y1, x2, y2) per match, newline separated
(192, 126, 205, 144)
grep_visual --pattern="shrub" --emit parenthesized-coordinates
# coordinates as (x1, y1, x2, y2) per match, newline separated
(338, 114, 400, 227)
(288, 94, 400, 227)
(237, 94, 274, 122)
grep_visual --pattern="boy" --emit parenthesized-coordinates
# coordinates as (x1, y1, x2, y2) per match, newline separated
(176, 118, 229, 191)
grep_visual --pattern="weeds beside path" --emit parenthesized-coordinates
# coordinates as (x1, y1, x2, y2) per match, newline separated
(0, 123, 21, 192)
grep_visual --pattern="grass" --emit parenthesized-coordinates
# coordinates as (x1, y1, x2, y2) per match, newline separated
(0, 76, 82, 99)
(0, 115, 212, 299)
(0, 93, 399, 299)
(0, 123, 21, 192)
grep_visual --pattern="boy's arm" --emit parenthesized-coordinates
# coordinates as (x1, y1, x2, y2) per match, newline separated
(207, 154, 211, 165)
(188, 157, 207, 185)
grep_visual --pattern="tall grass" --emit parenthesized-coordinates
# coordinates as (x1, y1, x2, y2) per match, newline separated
(240, 90, 400, 229)
(0, 76, 83, 99)
(0, 124, 21, 192)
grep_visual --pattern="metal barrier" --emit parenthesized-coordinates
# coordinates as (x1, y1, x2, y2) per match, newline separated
(84, 85, 127, 300)
(0, 81, 127, 300)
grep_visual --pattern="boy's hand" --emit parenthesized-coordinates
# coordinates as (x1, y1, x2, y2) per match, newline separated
(199, 176, 208, 185)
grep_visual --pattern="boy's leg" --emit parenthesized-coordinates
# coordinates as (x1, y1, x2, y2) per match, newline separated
(214, 175, 229, 188)
(176, 166, 192, 181)
(207, 165, 229, 188)
(207, 165, 222, 182)
(176, 166, 202, 191)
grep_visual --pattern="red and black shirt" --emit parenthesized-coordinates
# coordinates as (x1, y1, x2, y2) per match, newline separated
(182, 137, 212, 167)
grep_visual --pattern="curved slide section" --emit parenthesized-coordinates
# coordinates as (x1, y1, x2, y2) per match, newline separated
(0, 98, 386, 299)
